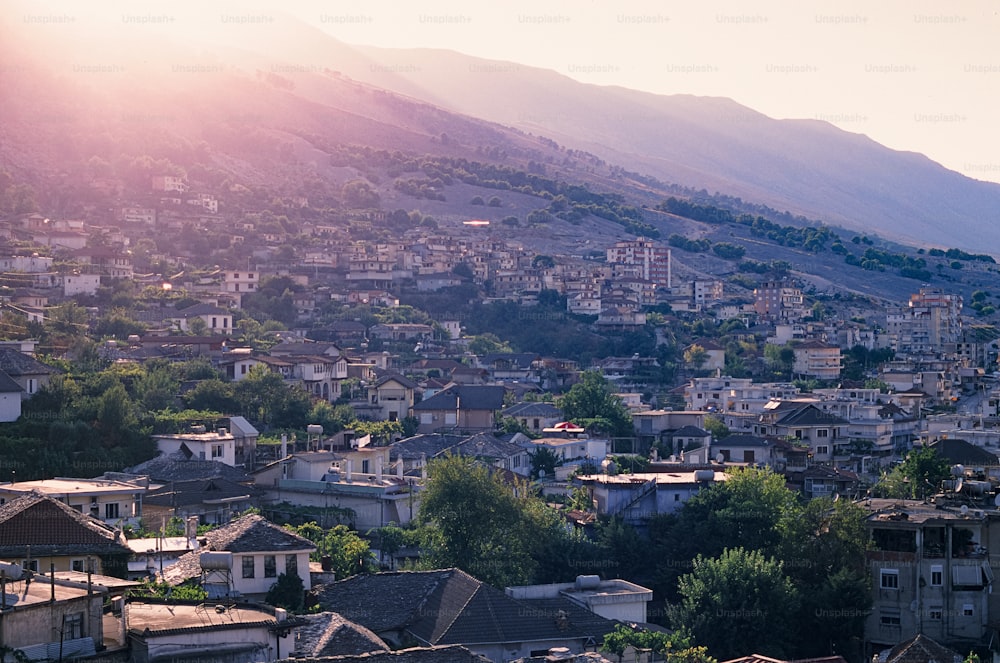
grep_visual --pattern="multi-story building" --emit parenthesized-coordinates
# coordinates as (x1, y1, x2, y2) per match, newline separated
(890, 288, 963, 355)
(753, 280, 805, 321)
(606, 239, 671, 287)
(792, 341, 843, 380)
(864, 499, 997, 657)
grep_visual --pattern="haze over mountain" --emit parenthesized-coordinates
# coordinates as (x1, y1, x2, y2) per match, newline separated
(3, 5, 1000, 254)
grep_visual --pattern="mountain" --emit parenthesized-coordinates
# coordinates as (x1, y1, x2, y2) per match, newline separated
(334, 45, 1000, 252)
(2, 5, 999, 265)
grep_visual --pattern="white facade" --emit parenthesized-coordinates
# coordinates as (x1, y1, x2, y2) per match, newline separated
(154, 430, 236, 466)
(64, 274, 101, 297)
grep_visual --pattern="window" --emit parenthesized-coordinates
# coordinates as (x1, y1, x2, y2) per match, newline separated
(817, 429, 829, 438)
(444, 412, 457, 425)
(963, 604, 974, 616)
(286, 554, 297, 576)
(241, 364, 247, 375)
(930, 565, 943, 586)
(928, 606, 943, 620)
(362, 460, 370, 474)
(64, 612, 84, 640)
(264, 555, 277, 578)
(242, 556, 255, 578)
(880, 611, 901, 627)
(880, 569, 899, 589)
(816, 446, 829, 456)
(21, 560, 38, 572)
(211, 317, 218, 328)
(212, 444, 223, 458)
(71, 559, 85, 572)
(674, 493, 680, 501)
(105, 503, 119, 519)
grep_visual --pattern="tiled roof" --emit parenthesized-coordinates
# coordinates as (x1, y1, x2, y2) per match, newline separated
(176, 303, 230, 317)
(389, 434, 465, 461)
(291, 612, 389, 658)
(291, 645, 490, 662)
(373, 373, 419, 390)
(450, 433, 524, 461)
(0, 492, 130, 557)
(479, 353, 540, 369)
(0, 348, 57, 376)
(313, 569, 617, 648)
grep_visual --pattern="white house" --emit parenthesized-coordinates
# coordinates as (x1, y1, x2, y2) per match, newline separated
(154, 426, 236, 466)
(161, 513, 315, 599)
(0, 477, 146, 528)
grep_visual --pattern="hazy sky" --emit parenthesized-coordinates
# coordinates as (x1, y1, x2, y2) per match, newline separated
(17, 0, 1000, 184)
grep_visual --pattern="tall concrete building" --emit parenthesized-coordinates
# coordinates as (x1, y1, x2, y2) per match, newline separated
(606, 239, 671, 287)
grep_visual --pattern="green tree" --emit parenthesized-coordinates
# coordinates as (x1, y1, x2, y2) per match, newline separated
(265, 572, 305, 611)
(418, 454, 560, 587)
(671, 548, 800, 660)
(702, 414, 730, 440)
(557, 371, 632, 437)
(601, 625, 716, 663)
(529, 446, 560, 479)
(874, 445, 950, 499)
(683, 344, 709, 372)
(290, 523, 375, 579)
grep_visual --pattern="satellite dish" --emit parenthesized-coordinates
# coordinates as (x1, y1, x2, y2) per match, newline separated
(955, 478, 964, 494)
(961, 505, 970, 515)
(833, 493, 840, 503)
(538, 469, 546, 478)
(715, 453, 725, 463)
(994, 493, 1000, 508)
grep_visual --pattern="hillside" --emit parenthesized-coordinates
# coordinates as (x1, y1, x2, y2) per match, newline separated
(3, 7, 1000, 306)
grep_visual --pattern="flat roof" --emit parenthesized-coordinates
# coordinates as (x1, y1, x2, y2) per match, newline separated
(577, 471, 727, 485)
(127, 602, 277, 634)
(127, 537, 197, 555)
(0, 478, 144, 496)
(0, 578, 97, 610)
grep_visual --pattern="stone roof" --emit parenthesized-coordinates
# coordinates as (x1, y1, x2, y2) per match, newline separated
(0, 492, 130, 558)
(288, 645, 490, 662)
(373, 373, 419, 390)
(162, 514, 315, 585)
(313, 569, 616, 648)
(291, 612, 389, 658)
(389, 434, 465, 462)
(930, 438, 1000, 466)
(0, 348, 57, 376)
(503, 402, 563, 418)
(125, 454, 253, 484)
(411, 385, 505, 412)
(716, 434, 771, 448)
(775, 404, 848, 427)
(883, 634, 962, 663)
(143, 477, 258, 509)
(0, 371, 23, 393)
(672, 425, 710, 437)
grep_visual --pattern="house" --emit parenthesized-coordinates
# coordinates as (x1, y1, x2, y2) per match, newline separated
(683, 339, 725, 373)
(711, 434, 776, 467)
(411, 384, 506, 434)
(758, 402, 847, 463)
(788, 465, 860, 499)
(503, 402, 564, 436)
(0, 570, 107, 660)
(0, 371, 22, 421)
(369, 323, 434, 342)
(877, 634, 963, 663)
(125, 599, 301, 663)
(506, 575, 653, 624)
(154, 426, 238, 466)
(167, 303, 233, 334)
(574, 471, 727, 529)
(477, 353, 541, 382)
(792, 341, 843, 381)
(161, 513, 315, 599)
(863, 499, 995, 657)
(312, 568, 619, 662)
(366, 374, 419, 422)
(0, 347, 57, 398)
(143, 477, 258, 527)
(0, 492, 132, 576)
(667, 425, 712, 458)
(253, 451, 422, 530)
(0, 477, 146, 528)
(126, 535, 199, 580)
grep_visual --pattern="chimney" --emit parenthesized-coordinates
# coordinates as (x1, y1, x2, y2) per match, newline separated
(420, 454, 428, 481)
(280, 434, 288, 459)
(345, 459, 353, 483)
(396, 458, 404, 479)
(375, 456, 383, 482)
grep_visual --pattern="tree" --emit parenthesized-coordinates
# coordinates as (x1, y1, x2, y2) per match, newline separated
(557, 371, 632, 437)
(529, 446, 560, 479)
(601, 625, 716, 663)
(701, 414, 730, 440)
(289, 523, 375, 579)
(683, 345, 709, 372)
(265, 572, 304, 611)
(671, 548, 800, 660)
(417, 454, 561, 587)
(875, 445, 950, 499)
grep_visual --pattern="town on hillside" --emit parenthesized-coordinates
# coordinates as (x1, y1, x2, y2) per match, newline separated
(0, 174, 998, 663)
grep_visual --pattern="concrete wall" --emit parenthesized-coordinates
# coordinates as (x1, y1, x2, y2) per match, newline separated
(0, 592, 102, 649)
